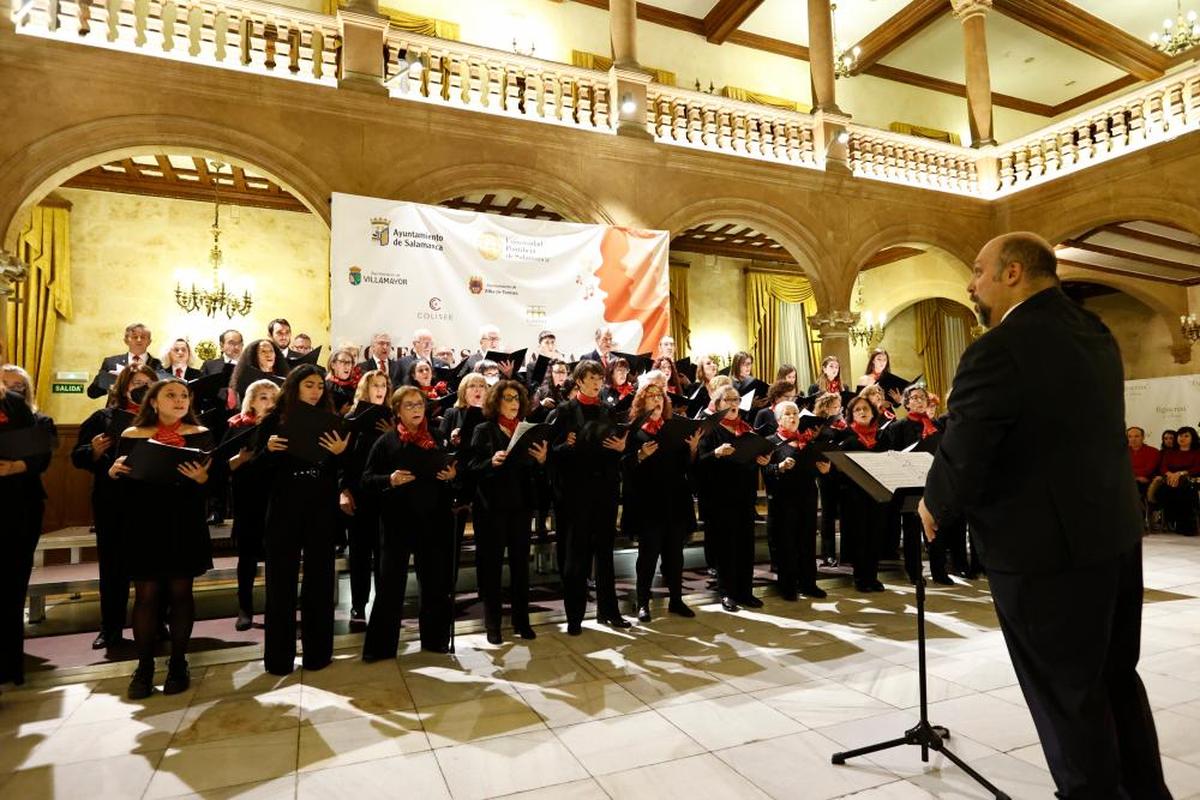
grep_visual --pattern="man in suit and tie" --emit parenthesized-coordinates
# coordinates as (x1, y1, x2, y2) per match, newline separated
(464, 324, 502, 373)
(201, 329, 244, 376)
(85, 322, 163, 399)
(357, 332, 404, 385)
(919, 232, 1169, 799)
(394, 328, 444, 385)
(581, 325, 615, 370)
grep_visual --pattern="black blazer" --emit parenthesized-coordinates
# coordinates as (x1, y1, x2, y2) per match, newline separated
(359, 357, 404, 386)
(201, 358, 236, 377)
(923, 287, 1142, 574)
(86, 353, 164, 399)
(159, 366, 202, 381)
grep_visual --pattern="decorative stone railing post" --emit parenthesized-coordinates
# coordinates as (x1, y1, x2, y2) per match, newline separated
(337, 0, 388, 95)
(813, 110, 852, 175)
(609, 0, 653, 139)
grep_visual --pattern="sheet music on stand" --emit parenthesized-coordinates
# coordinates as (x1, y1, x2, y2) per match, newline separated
(844, 451, 934, 495)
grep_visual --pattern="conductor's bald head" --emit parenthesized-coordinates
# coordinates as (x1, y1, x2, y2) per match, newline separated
(969, 232, 1060, 327)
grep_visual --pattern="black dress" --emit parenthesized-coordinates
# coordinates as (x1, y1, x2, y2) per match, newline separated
(340, 404, 390, 614)
(882, 417, 957, 583)
(116, 431, 214, 580)
(0, 403, 56, 685)
(763, 433, 822, 597)
(696, 422, 760, 602)
(832, 426, 887, 589)
(223, 418, 269, 614)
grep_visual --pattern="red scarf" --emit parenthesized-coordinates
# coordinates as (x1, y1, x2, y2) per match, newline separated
(830, 418, 848, 431)
(779, 427, 816, 448)
(720, 416, 751, 436)
(397, 418, 437, 450)
(153, 420, 186, 447)
(907, 411, 938, 439)
(327, 367, 362, 390)
(881, 407, 896, 421)
(851, 421, 878, 449)
(228, 411, 256, 429)
(828, 378, 842, 394)
(642, 415, 664, 435)
(498, 414, 520, 437)
(0, 409, 7, 426)
(422, 381, 448, 400)
(123, 401, 141, 414)
(615, 382, 633, 399)
(578, 392, 601, 406)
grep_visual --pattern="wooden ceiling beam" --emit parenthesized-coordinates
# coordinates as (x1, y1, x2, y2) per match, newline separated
(1062, 239, 1200, 274)
(991, 0, 1169, 81)
(671, 238, 795, 265)
(1095, 224, 1200, 257)
(62, 168, 308, 212)
(1057, 258, 1196, 286)
(863, 63, 1057, 116)
(860, 246, 926, 270)
(847, 0, 947, 76)
(154, 155, 177, 181)
(703, 0, 766, 45)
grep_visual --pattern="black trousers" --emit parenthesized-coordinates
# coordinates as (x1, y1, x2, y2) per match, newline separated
(841, 483, 882, 586)
(473, 507, 532, 631)
(559, 494, 619, 624)
(346, 495, 381, 612)
(0, 501, 41, 685)
(635, 515, 688, 606)
(768, 492, 818, 596)
(710, 503, 756, 601)
(899, 511, 953, 582)
(817, 474, 840, 560)
(231, 496, 267, 615)
(363, 513, 454, 657)
(1159, 480, 1198, 534)
(263, 489, 336, 675)
(989, 544, 1169, 799)
(94, 502, 130, 636)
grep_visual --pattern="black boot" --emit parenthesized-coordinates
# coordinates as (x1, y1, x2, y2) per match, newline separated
(163, 657, 191, 695)
(127, 660, 155, 700)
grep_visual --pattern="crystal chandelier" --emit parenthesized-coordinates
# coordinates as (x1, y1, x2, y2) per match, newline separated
(848, 280, 884, 346)
(1149, 1, 1200, 55)
(831, 2, 860, 79)
(175, 161, 253, 319)
(1182, 313, 1200, 343)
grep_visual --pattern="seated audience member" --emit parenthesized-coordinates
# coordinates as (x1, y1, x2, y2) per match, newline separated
(202, 329, 244, 375)
(267, 318, 292, 358)
(86, 322, 164, 399)
(1127, 427, 1160, 506)
(1161, 430, 1177, 452)
(1155, 426, 1200, 536)
(161, 338, 202, 381)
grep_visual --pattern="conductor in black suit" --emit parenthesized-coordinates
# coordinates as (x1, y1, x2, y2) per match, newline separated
(919, 232, 1169, 799)
(85, 322, 163, 398)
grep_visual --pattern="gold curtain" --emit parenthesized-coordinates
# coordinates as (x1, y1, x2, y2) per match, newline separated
(668, 263, 690, 355)
(722, 86, 809, 113)
(745, 271, 815, 382)
(889, 121, 961, 145)
(321, 0, 461, 39)
(3, 196, 73, 409)
(914, 298, 974, 401)
(570, 51, 676, 86)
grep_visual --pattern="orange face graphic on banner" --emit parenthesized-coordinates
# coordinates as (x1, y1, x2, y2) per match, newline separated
(595, 227, 670, 353)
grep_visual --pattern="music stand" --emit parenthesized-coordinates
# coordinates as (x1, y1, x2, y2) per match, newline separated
(824, 452, 1011, 800)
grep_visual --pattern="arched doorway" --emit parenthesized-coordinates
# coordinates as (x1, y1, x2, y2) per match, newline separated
(1063, 281, 1194, 379)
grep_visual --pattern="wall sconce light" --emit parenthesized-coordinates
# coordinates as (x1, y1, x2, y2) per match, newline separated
(620, 93, 637, 115)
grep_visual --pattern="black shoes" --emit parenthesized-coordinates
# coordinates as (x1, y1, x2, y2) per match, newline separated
(740, 595, 764, 609)
(127, 661, 155, 700)
(486, 629, 503, 645)
(636, 605, 652, 622)
(567, 622, 583, 636)
(779, 592, 799, 602)
(600, 614, 632, 629)
(799, 585, 828, 599)
(92, 630, 112, 650)
(163, 659, 190, 695)
(235, 612, 253, 632)
(668, 600, 695, 617)
(721, 596, 740, 612)
(855, 581, 885, 593)
(931, 574, 956, 586)
(515, 624, 537, 640)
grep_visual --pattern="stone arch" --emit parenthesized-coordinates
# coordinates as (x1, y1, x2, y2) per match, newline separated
(843, 221, 982, 309)
(0, 114, 334, 249)
(656, 197, 832, 310)
(395, 163, 616, 225)
(1040, 198, 1200, 249)
(1057, 267, 1192, 361)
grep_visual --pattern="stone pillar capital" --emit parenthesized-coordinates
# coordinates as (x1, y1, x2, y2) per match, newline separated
(1170, 343, 1193, 364)
(0, 252, 27, 296)
(951, 0, 992, 22)
(809, 309, 860, 334)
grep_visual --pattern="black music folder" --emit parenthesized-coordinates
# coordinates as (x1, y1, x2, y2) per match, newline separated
(505, 422, 552, 458)
(124, 439, 208, 485)
(279, 403, 346, 464)
(0, 424, 57, 460)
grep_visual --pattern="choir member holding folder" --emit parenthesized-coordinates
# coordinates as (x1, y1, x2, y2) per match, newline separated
(254, 365, 350, 675)
(228, 338, 289, 409)
(763, 401, 829, 600)
(0, 366, 57, 687)
(833, 396, 888, 593)
(361, 386, 458, 658)
(812, 392, 846, 567)
(697, 385, 773, 612)
(340, 370, 394, 625)
(71, 362, 160, 651)
(550, 360, 630, 634)
(467, 380, 549, 643)
(222, 379, 280, 631)
(107, 378, 213, 698)
(623, 383, 702, 622)
(324, 348, 361, 415)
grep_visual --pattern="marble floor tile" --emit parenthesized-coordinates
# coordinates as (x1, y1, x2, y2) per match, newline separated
(553, 709, 705, 775)
(656, 693, 805, 750)
(596, 752, 772, 799)
(420, 690, 548, 749)
(154, 775, 298, 800)
(716, 729, 900, 800)
(905, 751, 1057, 799)
(19, 711, 184, 767)
(298, 679, 415, 726)
(191, 661, 300, 701)
(613, 665, 742, 708)
(433, 728, 589, 800)
(145, 729, 299, 799)
(515, 678, 649, 728)
(0, 751, 163, 800)
(296, 714, 429, 772)
(0, 684, 94, 734)
(837, 663, 976, 709)
(490, 777, 609, 800)
(297, 750, 449, 799)
(172, 686, 303, 746)
(921, 693, 1041, 753)
(402, 666, 518, 708)
(753, 678, 895, 729)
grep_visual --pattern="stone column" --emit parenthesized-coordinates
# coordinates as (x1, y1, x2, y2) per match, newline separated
(807, 0, 841, 114)
(338, 0, 389, 96)
(609, 0, 653, 140)
(809, 310, 858, 377)
(952, 0, 995, 147)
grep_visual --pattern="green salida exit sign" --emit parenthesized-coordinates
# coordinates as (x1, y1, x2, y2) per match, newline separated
(52, 382, 84, 394)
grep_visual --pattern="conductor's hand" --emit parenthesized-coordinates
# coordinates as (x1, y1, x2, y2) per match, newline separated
(491, 450, 508, 467)
(436, 463, 457, 482)
(686, 430, 703, 454)
(339, 489, 356, 516)
(90, 433, 113, 460)
(389, 469, 415, 487)
(755, 454, 771, 466)
(714, 443, 734, 458)
(178, 459, 210, 485)
(320, 431, 350, 456)
(267, 435, 288, 452)
(638, 440, 659, 462)
(602, 432, 627, 452)
(918, 497, 939, 542)
(108, 455, 131, 479)
(529, 440, 548, 465)
(887, 388, 904, 405)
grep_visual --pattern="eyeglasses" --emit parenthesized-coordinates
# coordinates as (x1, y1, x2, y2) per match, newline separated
(644, 390, 663, 397)
(500, 393, 520, 402)
(399, 401, 425, 410)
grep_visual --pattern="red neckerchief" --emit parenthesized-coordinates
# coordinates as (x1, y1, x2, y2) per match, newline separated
(577, 392, 601, 406)
(498, 414, 520, 437)
(397, 418, 437, 450)
(851, 421, 878, 449)
(153, 420, 186, 447)
(228, 411, 256, 429)
(642, 415, 664, 435)
(907, 411, 938, 439)
(882, 407, 896, 421)
(0, 409, 7, 425)
(720, 416, 751, 436)
(328, 367, 361, 390)
(615, 382, 633, 399)
(123, 401, 141, 414)
(778, 427, 816, 448)
(421, 381, 447, 399)
(830, 418, 848, 430)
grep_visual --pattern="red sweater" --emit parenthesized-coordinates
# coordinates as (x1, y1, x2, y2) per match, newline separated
(1128, 445, 1159, 481)
(1159, 448, 1200, 477)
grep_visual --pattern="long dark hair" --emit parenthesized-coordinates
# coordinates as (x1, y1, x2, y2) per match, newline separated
(866, 348, 891, 377)
(483, 380, 530, 420)
(731, 351, 754, 380)
(107, 364, 161, 409)
(1177, 426, 1198, 451)
(844, 395, 880, 427)
(130, 378, 200, 428)
(262, 364, 333, 425)
(230, 338, 289, 397)
(537, 359, 570, 402)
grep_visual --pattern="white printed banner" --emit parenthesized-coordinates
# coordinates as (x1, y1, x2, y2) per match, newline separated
(1124, 374, 1200, 445)
(330, 193, 670, 362)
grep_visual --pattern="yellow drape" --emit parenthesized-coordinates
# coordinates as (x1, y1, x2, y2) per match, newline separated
(3, 197, 73, 409)
(889, 122, 961, 145)
(668, 263, 690, 355)
(570, 51, 676, 86)
(745, 271, 816, 382)
(721, 86, 809, 113)
(914, 298, 974, 401)
(321, 1, 461, 40)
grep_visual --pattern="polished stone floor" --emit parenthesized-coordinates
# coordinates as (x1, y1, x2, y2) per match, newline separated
(3, 535, 1200, 800)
